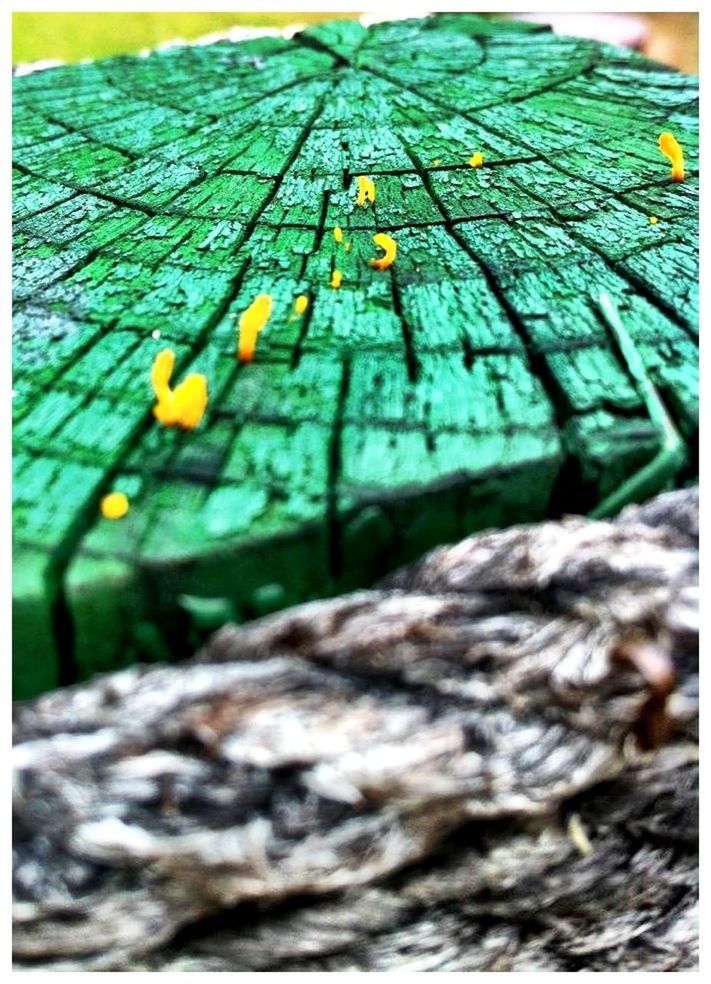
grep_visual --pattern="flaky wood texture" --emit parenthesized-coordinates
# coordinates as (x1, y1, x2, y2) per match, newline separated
(13, 488, 698, 970)
(13, 14, 699, 698)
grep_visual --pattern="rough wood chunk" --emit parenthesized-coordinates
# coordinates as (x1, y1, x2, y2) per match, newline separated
(13, 488, 698, 970)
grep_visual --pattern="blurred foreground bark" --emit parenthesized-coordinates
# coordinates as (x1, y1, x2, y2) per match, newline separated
(14, 488, 698, 970)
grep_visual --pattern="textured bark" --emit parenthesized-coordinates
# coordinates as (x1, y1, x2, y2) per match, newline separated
(13, 487, 698, 970)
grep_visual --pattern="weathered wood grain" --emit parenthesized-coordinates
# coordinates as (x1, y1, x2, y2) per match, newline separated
(12, 14, 698, 697)
(13, 487, 698, 970)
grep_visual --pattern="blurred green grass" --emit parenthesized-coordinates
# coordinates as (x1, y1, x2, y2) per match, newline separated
(12, 12, 361, 65)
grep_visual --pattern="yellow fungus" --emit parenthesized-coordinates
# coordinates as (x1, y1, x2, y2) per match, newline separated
(370, 232, 397, 271)
(469, 151, 484, 168)
(294, 294, 309, 316)
(433, 158, 441, 166)
(658, 132, 684, 182)
(345, 242, 352, 252)
(649, 216, 659, 225)
(356, 175, 375, 207)
(330, 270, 343, 289)
(170, 375, 208, 429)
(151, 348, 208, 429)
(238, 293, 272, 364)
(333, 226, 343, 243)
(151, 347, 175, 404)
(101, 491, 129, 520)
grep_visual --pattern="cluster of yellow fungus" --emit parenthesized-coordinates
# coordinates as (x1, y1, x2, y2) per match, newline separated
(658, 132, 684, 182)
(152, 348, 208, 429)
(238, 293, 272, 363)
(138, 122, 691, 534)
(356, 175, 376, 207)
(100, 491, 129, 520)
(370, 233, 397, 271)
(433, 158, 441, 167)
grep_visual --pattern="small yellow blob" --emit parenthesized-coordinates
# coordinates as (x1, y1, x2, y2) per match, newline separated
(345, 242, 352, 252)
(151, 348, 208, 429)
(238, 293, 272, 363)
(469, 152, 484, 168)
(333, 226, 343, 243)
(330, 270, 343, 289)
(370, 233, 397, 271)
(649, 215, 659, 225)
(356, 175, 376, 207)
(433, 159, 441, 166)
(658, 132, 684, 182)
(101, 492, 129, 521)
(294, 294, 309, 316)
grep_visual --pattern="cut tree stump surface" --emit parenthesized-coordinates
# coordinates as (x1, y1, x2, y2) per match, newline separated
(12, 14, 699, 698)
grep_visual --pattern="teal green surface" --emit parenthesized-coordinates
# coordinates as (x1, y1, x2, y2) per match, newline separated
(13, 15, 698, 698)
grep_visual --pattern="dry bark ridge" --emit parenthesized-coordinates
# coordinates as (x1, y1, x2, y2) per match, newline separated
(13, 487, 698, 970)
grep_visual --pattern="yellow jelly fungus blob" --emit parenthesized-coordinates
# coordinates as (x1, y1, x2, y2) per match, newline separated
(151, 347, 175, 404)
(151, 348, 208, 429)
(101, 491, 129, 520)
(649, 216, 659, 225)
(330, 270, 343, 289)
(333, 226, 343, 243)
(356, 175, 376, 207)
(172, 375, 208, 429)
(469, 151, 484, 168)
(370, 233, 397, 271)
(658, 132, 684, 182)
(295, 294, 309, 316)
(238, 293, 272, 363)
(433, 159, 441, 166)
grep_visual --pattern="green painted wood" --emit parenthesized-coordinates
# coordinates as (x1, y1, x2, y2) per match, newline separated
(12, 14, 698, 698)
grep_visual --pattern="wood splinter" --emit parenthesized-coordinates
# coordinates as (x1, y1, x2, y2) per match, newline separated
(613, 636, 676, 749)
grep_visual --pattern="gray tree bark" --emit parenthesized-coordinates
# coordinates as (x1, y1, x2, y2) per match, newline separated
(13, 488, 698, 970)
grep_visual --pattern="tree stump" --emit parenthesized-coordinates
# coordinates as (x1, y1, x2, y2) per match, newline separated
(13, 14, 698, 699)
(13, 488, 699, 970)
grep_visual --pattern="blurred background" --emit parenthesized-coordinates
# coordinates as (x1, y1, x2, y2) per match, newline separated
(12, 11, 698, 74)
